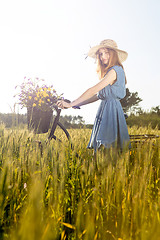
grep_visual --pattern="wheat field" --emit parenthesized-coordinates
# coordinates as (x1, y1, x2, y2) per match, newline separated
(0, 124, 160, 240)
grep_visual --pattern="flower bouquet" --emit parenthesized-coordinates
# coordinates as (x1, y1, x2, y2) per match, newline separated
(15, 77, 63, 133)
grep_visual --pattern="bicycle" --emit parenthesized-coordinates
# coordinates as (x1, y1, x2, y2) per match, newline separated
(33, 105, 159, 151)
(48, 110, 159, 145)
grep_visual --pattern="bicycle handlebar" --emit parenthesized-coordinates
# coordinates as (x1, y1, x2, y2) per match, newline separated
(62, 99, 80, 109)
(51, 99, 80, 111)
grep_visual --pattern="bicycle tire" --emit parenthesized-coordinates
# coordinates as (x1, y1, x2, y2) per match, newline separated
(57, 122, 70, 141)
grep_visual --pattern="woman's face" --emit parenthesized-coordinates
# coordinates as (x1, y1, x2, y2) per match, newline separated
(98, 48, 110, 65)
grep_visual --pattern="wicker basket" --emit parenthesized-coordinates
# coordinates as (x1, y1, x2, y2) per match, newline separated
(27, 107, 53, 133)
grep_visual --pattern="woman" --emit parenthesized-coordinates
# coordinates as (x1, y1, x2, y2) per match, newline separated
(57, 39, 130, 152)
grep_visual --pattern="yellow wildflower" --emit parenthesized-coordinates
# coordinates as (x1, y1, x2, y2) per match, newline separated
(33, 103, 36, 107)
(47, 99, 50, 102)
(34, 97, 38, 100)
(29, 96, 32, 99)
(43, 92, 48, 98)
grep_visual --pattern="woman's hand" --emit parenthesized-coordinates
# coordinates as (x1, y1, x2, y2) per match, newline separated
(57, 100, 71, 109)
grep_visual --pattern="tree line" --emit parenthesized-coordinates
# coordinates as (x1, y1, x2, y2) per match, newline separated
(0, 88, 159, 129)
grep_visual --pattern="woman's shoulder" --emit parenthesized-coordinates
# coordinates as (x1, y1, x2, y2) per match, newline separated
(110, 65, 124, 72)
(110, 65, 125, 77)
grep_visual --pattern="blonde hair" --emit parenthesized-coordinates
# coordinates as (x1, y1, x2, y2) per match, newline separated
(96, 48, 127, 83)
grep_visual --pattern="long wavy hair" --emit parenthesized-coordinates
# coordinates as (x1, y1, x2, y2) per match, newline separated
(96, 48, 127, 83)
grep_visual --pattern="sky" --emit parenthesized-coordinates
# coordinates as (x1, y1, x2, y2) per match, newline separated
(0, 0, 160, 123)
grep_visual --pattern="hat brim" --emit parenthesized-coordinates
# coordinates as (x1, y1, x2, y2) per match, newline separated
(88, 44, 128, 62)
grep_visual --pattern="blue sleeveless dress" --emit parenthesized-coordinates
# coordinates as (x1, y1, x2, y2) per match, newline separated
(87, 65, 130, 152)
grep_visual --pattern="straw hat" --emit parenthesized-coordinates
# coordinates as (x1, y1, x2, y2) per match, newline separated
(88, 39, 128, 62)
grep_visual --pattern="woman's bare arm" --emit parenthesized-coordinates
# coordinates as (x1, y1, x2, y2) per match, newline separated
(76, 94, 98, 107)
(57, 69, 116, 109)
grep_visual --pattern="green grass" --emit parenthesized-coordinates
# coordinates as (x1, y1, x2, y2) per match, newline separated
(0, 125, 160, 240)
